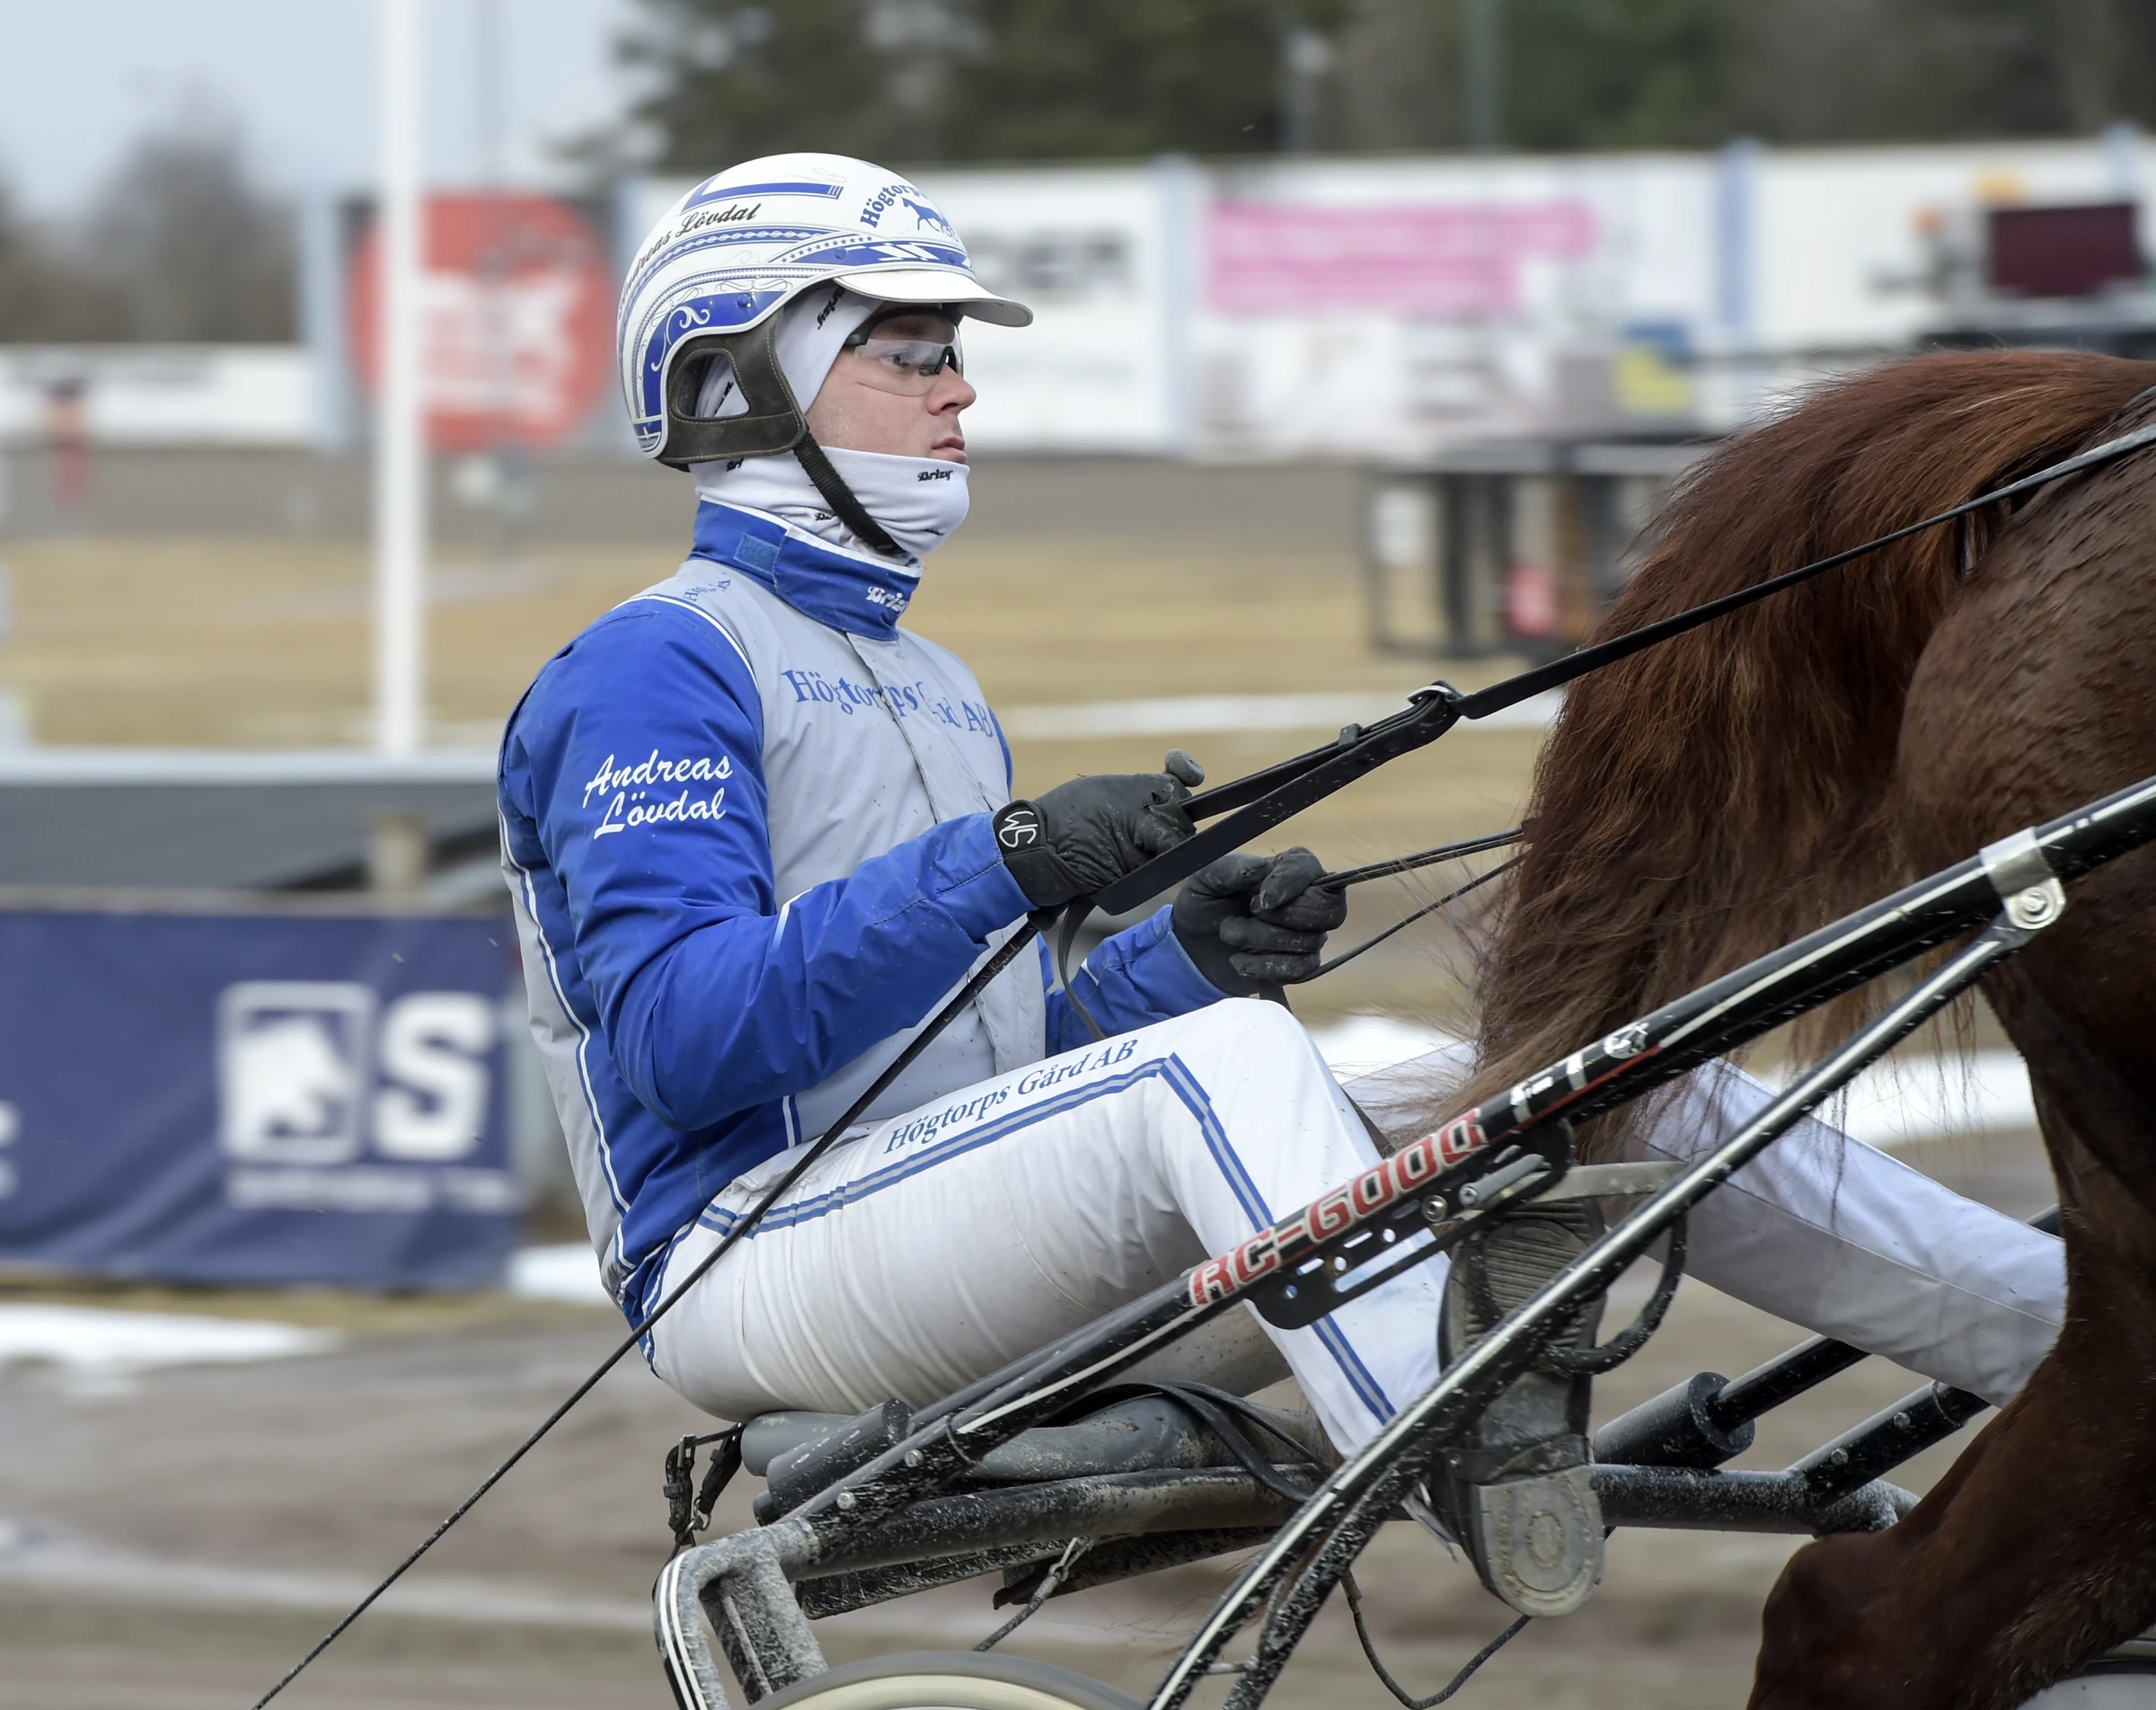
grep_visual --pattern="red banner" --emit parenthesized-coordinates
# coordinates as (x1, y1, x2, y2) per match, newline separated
(348, 194, 613, 451)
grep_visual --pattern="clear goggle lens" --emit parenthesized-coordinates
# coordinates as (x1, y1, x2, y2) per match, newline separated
(843, 314, 964, 395)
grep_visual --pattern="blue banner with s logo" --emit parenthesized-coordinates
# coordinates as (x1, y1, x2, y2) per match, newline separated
(0, 908, 521, 1289)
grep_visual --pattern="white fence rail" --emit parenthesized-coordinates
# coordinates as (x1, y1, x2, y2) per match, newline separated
(0, 346, 312, 448)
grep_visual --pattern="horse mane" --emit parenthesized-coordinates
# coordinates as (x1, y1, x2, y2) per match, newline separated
(1454, 350, 2156, 1153)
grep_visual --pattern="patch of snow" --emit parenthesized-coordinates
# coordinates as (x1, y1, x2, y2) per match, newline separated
(1309, 1014, 2038, 1150)
(1780, 1048, 2037, 1149)
(1309, 1014, 1461, 1082)
(506, 1243, 612, 1307)
(0, 1306, 335, 1374)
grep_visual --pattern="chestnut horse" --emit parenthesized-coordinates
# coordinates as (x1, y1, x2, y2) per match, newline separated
(1456, 350, 2156, 1707)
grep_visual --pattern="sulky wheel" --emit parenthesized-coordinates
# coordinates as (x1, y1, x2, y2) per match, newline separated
(758, 1652, 1139, 1710)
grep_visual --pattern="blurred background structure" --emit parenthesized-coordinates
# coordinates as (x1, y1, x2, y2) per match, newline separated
(0, 4, 2134, 1704)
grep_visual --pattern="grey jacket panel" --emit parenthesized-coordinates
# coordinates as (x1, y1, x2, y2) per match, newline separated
(631, 561, 1045, 1139)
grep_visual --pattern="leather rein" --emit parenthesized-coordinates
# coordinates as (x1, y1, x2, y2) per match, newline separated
(1047, 399, 2156, 999)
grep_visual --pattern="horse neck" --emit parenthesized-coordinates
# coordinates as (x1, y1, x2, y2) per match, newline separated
(1459, 351, 2156, 1146)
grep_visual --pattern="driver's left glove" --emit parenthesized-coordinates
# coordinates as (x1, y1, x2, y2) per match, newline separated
(1171, 847, 1347, 997)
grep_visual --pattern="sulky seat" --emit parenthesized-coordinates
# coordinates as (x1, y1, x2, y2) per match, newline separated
(730, 1387, 1329, 1620)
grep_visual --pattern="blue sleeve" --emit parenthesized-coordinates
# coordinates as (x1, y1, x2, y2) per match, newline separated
(505, 602, 1034, 1130)
(1044, 907, 1224, 1051)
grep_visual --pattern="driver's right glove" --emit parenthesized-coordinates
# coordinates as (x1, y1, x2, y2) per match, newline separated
(991, 754, 1200, 909)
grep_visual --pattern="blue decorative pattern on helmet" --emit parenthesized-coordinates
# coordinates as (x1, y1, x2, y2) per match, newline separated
(771, 236, 973, 270)
(626, 287, 792, 447)
(620, 226, 833, 318)
(615, 153, 1029, 465)
(683, 176, 844, 209)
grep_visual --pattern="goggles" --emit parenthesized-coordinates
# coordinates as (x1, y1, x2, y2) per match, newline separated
(840, 309, 964, 396)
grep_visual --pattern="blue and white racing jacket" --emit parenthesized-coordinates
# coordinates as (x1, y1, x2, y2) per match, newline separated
(499, 500, 1224, 1318)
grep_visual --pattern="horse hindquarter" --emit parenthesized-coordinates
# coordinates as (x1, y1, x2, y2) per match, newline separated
(1754, 418, 2156, 1710)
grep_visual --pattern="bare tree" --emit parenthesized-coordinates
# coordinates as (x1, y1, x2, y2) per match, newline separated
(84, 115, 296, 341)
(0, 111, 295, 344)
(0, 177, 127, 342)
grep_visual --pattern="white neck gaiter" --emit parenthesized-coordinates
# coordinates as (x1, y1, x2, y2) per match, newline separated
(695, 447, 970, 562)
(687, 284, 971, 563)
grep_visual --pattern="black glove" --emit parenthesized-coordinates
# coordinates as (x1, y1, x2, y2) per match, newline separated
(1171, 847, 1347, 997)
(994, 750, 1204, 909)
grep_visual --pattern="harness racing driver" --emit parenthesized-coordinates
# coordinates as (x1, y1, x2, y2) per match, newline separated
(499, 155, 2063, 1598)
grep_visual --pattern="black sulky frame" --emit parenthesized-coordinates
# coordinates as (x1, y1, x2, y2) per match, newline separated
(656, 773, 2156, 1710)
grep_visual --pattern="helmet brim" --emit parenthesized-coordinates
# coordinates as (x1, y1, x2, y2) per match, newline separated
(831, 265, 1033, 327)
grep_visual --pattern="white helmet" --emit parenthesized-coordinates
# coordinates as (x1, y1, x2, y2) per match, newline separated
(617, 153, 1030, 478)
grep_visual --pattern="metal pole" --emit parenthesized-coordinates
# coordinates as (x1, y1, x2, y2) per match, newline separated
(374, 0, 426, 754)
(297, 184, 349, 457)
(1279, 26, 1330, 155)
(1466, 0, 1502, 151)
(1715, 135, 1761, 422)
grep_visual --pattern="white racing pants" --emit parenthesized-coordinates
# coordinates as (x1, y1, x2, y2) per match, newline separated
(650, 1000, 1441, 1456)
(649, 1002, 2065, 1456)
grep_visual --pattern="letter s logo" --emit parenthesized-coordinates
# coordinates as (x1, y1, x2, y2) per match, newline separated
(372, 993, 496, 1161)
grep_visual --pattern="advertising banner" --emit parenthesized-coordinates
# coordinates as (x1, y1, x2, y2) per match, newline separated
(1747, 138, 2151, 350)
(1190, 155, 1719, 459)
(632, 165, 1185, 455)
(346, 193, 614, 451)
(630, 134, 2156, 462)
(915, 164, 1181, 453)
(1205, 198, 1597, 318)
(0, 908, 522, 1289)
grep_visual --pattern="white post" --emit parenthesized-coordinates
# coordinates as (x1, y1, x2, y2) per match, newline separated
(373, 0, 426, 754)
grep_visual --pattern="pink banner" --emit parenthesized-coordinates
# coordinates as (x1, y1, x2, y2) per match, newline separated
(1206, 199, 1597, 317)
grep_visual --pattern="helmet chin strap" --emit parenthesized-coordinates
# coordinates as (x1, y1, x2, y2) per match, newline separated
(787, 431, 905, 560)
(660, 315, 906, 560)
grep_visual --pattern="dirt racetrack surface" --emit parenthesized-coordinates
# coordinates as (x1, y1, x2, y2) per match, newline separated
(0, 1121, 2053, 1710)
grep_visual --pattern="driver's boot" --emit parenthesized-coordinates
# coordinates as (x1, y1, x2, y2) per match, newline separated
(1428, 1199, 1605, 1617)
